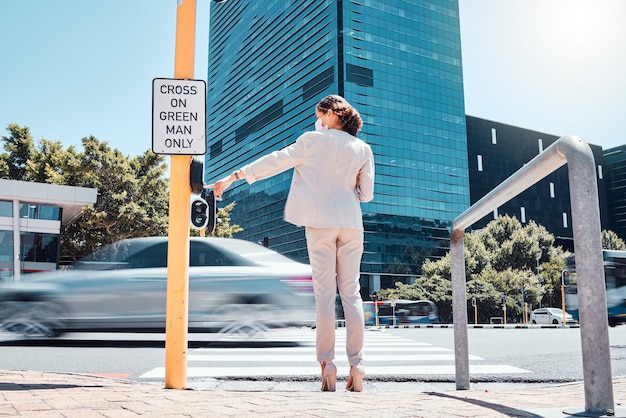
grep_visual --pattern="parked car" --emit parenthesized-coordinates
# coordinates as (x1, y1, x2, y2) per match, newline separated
(0, 237, 315, 338)
(530, 307, 576, 325)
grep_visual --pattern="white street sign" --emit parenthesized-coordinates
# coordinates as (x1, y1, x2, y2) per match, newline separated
(152, 78, 206, 155)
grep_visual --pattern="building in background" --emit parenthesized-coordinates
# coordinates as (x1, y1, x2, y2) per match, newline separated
(0, 179, 97, 281)
(604, 145, 626, 243)
(465, 116, 609, 252)
(205, 0, 468, 295)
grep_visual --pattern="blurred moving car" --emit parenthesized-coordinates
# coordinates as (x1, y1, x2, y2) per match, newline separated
(0, 237, 315, 338)
(529, 307, 576, 325)
(364, 299, 440, 326)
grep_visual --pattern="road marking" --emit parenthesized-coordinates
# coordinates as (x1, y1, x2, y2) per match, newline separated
(139, 329, 532, 380)
(187, 353, 482, 361)
(195, 345, 449, 353)
(140, 364, 530, 378)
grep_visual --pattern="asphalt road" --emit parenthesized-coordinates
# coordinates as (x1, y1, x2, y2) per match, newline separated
(1, 326, 625, 391)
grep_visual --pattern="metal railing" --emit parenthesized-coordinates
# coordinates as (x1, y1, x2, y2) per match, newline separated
(450, 135, 615, 416)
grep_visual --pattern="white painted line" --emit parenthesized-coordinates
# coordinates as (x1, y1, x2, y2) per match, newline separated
(187, 353, 481, 362)
(362, 341, 433, 346)
(139, 364, 530, 379)
(195, 345, 444, 353)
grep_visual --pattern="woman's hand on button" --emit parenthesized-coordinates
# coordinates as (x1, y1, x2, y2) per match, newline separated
(205, 174, 235, 199)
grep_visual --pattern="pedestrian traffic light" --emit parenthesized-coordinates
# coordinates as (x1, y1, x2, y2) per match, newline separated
(190, 195, 209, 230)
(561, 269, 571, 286)
(202, 189, 217, 234)
(189, 157, 217, 233)
(189, 157, 204, 194)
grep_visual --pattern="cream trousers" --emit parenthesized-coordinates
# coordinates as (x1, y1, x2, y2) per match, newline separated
(305, 226, 364, 366)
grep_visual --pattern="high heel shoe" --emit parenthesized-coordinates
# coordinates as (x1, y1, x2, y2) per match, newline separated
(345, 364, 365, 392)
(320, 362, 337, 392)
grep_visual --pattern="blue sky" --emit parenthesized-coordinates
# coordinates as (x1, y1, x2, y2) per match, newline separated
(1, 0, 625, 161)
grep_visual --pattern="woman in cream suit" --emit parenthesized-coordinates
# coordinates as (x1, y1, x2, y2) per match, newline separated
(210, 95, 375, 392)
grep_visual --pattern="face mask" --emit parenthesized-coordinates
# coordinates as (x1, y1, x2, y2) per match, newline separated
(315, 118, 327, 132)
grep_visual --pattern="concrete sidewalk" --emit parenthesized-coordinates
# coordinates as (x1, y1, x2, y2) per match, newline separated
(1, 370, 625, 418)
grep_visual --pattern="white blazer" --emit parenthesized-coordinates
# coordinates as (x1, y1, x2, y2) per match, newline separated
(240, 129, 375, 230)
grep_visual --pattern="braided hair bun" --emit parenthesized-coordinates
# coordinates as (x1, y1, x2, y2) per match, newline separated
(316, 95, 363, 136)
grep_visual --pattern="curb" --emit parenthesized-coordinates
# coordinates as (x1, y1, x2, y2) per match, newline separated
(362, 323, 580, 329)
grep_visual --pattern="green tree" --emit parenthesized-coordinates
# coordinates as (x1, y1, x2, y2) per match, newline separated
(602, 229, 626, 250)
(0, 151, 7, 176)
(1, 123, 35, 179)
(378, 215, 569, 323)
(385, 245, 427, 274)
(1, 125, 171, 262)
(2, 123, 251, 263)
(61, 136, 169, 260)
(25, 139, 78, 184)
(376, 281, 428, 302)
(210, 202, 243, 237)
(466, 279, 500, 323)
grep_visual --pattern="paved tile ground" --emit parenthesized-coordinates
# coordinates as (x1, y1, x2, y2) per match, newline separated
(1, 370, 625, 417)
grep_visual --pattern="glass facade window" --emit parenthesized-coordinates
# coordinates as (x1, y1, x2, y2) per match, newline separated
(1, 201, 62, 276)
(0, 201, 12, 217)
(18, 203, 61, 221)
(603, 146, 626, 241)
(0, 230, 12, 280)
(466, 116, 608, 252)
(0, 230, 60, 274)
(0, 230, 12, 261)
(20, 232, 59, 264)
(206, 0, 469, 279)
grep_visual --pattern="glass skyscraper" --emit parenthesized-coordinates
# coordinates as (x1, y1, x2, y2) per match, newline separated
(205, 0, 469, 291)
(604, 145, 626, 242)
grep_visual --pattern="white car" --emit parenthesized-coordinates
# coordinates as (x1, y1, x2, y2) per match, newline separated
(530, 307, 576, 325)
(0, 237, 315, 338)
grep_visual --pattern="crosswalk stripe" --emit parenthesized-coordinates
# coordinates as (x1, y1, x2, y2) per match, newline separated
(139, 364, 530, 379)
(138, 329, 532, 380)
(187, 353, 482, 361)
(195, 345, 443, 353)
(231, 338, 427, 344)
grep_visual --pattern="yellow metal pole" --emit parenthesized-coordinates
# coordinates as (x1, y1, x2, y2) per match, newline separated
(164, 0, 197, 390)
